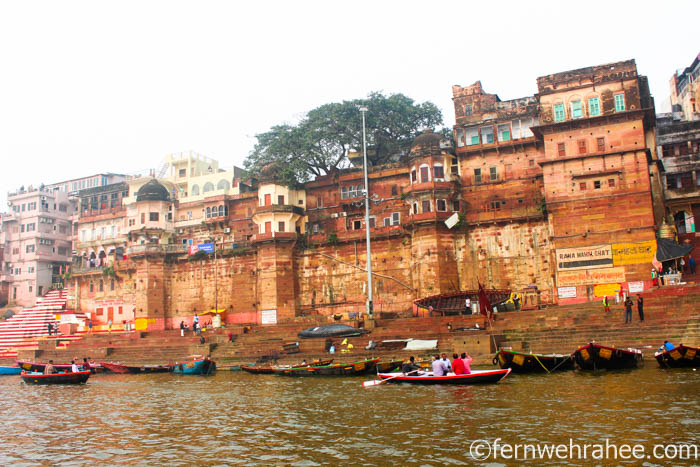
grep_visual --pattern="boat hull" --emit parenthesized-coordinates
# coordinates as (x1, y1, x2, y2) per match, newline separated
(573, 343, 643, 370)
(101, 362, 172, 374)
(17, 360, 101, 373)
(0, 365, 21, 375)
(495, 349, 574, 373)
(655, 345, 700, 368)
(273, 358, 379, 376)
(297, 324, 369, 339)
(377, 368, 511, 385)
(171, 358, 216, 375)
(21, 370, 91, 385)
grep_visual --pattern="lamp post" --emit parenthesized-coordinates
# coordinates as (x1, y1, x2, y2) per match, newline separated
(360, 106, 373, 319)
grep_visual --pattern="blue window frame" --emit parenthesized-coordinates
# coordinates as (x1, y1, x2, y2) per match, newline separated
(570, 101, 583, 119)
(588, 97, 600, 116)
(554, 104, 565, 122)
(614, 93, 625, 112)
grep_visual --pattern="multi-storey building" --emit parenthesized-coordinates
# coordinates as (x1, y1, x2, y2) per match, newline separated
(669, 53, 700, 121)
(66, 59, 665, 330)
(1, 187, 76, 306)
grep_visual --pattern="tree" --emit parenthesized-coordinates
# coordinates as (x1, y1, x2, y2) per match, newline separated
(244, 92, 443, 185)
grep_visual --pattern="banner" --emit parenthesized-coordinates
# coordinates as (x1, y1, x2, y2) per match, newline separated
(556, 245, 613, 271)
(612, 240, 656, 266)
(557, 267, 626, 286)
(261, 309, 277, 325)
(628, 281, 644, 293)
(557, 287, 577, 299)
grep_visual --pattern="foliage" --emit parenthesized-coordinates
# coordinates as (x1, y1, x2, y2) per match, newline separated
(62, 271, 73, 281)
(188, 250, 211, 262)
(326, 232, 339, 245)
(244, 92, 443, 185)
(222, 247, 250, 257)
(102, 265, 117, 278)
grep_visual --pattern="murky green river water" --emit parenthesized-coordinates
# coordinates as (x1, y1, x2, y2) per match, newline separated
(1, 365, 698, 466)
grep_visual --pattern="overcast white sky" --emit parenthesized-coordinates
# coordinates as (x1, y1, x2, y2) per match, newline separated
(1, 0, 698, 209)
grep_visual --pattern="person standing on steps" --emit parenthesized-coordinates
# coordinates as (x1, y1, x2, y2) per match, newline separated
(690, 256, 697, 275)
(624, 296, 633, 324)
(637, 294, 644, 322)
(107, 319, 112, 333)
(180, 321, 185, 337)
(603, 296, 610, 313)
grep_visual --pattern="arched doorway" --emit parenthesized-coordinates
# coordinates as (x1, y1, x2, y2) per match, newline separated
(674, 211, 689, 234)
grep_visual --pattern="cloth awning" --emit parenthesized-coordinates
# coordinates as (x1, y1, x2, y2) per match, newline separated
(197, 309, 226, 316)
(655, 238, 694, 262)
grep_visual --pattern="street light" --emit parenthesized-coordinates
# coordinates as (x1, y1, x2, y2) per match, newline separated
(360, 106, 373, 319)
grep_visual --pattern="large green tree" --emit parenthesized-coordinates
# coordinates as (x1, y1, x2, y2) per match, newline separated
(245, 92, 443, 185)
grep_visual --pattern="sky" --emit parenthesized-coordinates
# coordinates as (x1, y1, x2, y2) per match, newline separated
(1, 0, 698, 209)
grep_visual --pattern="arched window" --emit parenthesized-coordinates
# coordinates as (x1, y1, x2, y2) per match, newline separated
(355, 184, 364, 197)
(674, 211, 688, 234)
(203, 182, 214, 193)
(206, 207, 211, 219)
(190, 185, 200, 196)
(217, 179, 230, 190)
(218, 205, 225, 217)
(419, 164, 430, 183)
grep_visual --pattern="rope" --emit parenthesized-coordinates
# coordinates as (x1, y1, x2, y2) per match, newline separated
(532, 354, 551, 374)
(548, 354, 574, 372)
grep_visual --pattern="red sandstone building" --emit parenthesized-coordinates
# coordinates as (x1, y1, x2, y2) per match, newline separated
(64, 59, 667, 331)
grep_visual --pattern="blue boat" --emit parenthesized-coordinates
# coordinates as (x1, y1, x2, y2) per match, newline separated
(0, 365, 21, 376)
(171, 357, 216, 375)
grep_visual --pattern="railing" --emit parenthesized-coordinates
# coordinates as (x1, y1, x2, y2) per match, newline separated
(254, 204, 305, 216)
(126, 244, 189, 255)
(251, 232, 297, 243)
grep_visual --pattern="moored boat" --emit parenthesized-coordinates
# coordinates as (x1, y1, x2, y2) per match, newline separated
(101, 362, 172, 374)
(297, 324, 369, 339)
(272, 358, 379, 376)
(171, 357, 216, 375)
(0, 365, 21, 375)
(655, 344, 700, 368)
(375, 360, 403, 373)
(494, 349, 574, 373)
(17, 360, 102, 373)
(20, 370, 91, 385)
(573, 343, 643, 370)
(376, 368, 511, 385)
(241, 359, 334, 374)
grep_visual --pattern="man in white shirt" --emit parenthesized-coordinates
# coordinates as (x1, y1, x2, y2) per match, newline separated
(441, 353, 452, 373)
(465, 297, 471, 315)
(432, 355, 447, 376)
(71, 360, 80, 373)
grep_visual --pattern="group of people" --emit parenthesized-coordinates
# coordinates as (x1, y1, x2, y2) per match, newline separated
(399, 352, 473, 376)
(43, 357, 92, 374)
(603, 293, 644, 323)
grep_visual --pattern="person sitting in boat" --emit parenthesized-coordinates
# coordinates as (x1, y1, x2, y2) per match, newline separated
(662, 340, 675, 352)
(82, 358, 91, 371)
(452, 353, 465, 375)
(71, 360, 80, 373)
(432, 355, 447, 376)
(461, 352, 473, 374)
(301, 359, 308, 366)
(44, 360, 56, 375)
(401, 356, 421, 374)
(440, 353, 452, 372)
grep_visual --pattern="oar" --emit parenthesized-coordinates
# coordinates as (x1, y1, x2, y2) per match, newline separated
(362, 369, 420, 388)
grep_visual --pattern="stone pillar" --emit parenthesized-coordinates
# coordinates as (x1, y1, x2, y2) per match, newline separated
(411, 223, 459, 297)
(256, 239, 297, 322)
(133, 255, 167, 330)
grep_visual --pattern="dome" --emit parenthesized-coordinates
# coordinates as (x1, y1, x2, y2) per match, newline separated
(409, 130, 442, 157)
(136, 179, 170, 202)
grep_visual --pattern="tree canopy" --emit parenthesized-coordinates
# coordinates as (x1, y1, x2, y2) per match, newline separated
(244, 92, 443, 186)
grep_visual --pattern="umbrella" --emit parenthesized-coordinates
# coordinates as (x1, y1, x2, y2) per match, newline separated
(655, 237, 693, 262)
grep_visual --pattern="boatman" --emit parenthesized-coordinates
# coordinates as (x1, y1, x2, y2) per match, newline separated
(44, 360, 56, 375)
(401, 356, 421, 374)
(432, 355, 447, 376)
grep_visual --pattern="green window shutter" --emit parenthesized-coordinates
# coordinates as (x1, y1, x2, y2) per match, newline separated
(486, 133, 494, 144)
(554, 104, 565, 122)
(588, 98, 600, 116)
(502, 131, 510, 141)
(615, 94, 625, 112)
(471, 135, 479, 145)
(570, 101, 582, 119)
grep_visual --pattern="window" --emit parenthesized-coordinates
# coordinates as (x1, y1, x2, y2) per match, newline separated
(614, 93, 626, 112)
(554, 104, 565, 122)
(26, 223, 35, 231)
(312, 223, 320, 234)
(368, 217, 375, 228)
(391, 212, 400, 225)
(218, 205, 225, 217)
(353, 220, 362, 230)
(452, 200, 460, 212)
(28, 266, 35, 273)
(608, 178, 616, 188)
(58, 247, 68, 255)
(465, 104, 472, 116)
(578, 140, 587, 154)
(465, 127, 479, 145)
(420, 166, 430, 183)
(588, 97, 600, 116)
(433, 165, 444, 180)
(579, 182, 587, 191)
(90, 282, 94, 292)
(341, 186, 348, 199)
(149, 212, 159, 222)
(570, 101, 583, 119)
(26, 244, 35, 253)
(202, 182, 214, 193)
(179, 169, 186, 177)
(421, 200, 431, 213)
(474, 168, 482, 184)
(489, 167, 497, 181)
(20, 225, 25, 233)
(278, 221, 285, 232)
(411, 170, 417, 183)
(141, 213, 145, 224)
(436, 199, 446, 211)
(481, 126, 494, 144)
(278, 195, 284, 205)
(498, 124, 511, 142)
(456, 128, 464, 147)
(190, 185, 200, 196)
(217, 180, 230, 190)
(413, 203, 418, 214)
(489, 201, 502, 211)
(391, 185, 398, 196)
(99, 280, 103, 292)
(384, 217, 391, 227)
(558, 143, 566, 157)
(594, 180, 601, 189)
(597, 137, 605, 152)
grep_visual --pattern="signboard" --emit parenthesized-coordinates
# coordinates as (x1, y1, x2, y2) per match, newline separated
(558, 267, 626, 287)
(444, 213, 460, 229)
(556, 245, 613, 271)
(261, 309, 277, 325)
(189, 244, 199, 255)
(628, 281, 644, 293)
(197, 243, 214, 253)
(594, 283, 621, 298)
(611, 241, 656, 266)
(557, 287, 577, 299)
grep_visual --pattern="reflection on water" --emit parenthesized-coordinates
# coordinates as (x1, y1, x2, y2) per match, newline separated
(1, 366, 698, 465)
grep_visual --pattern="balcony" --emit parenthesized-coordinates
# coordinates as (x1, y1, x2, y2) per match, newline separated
(251, 231, 297, 244)
(126, 243, 189, 256)
(403, 181, 457, 196)
(79, 206, 126, 221)
(407, 211, 454, 224)
(254, 204, 305, 216)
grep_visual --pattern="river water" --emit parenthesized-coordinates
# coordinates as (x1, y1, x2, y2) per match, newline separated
(2, 365, 698, 466)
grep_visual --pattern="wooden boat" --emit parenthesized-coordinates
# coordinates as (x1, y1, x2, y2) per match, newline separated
(241, 359, 334, 374)
(572, 343, 643, 370)
(21, 370, 91, 385)
(655, 344, 700, 368)
(375, 360, 403, 373)
(171, 357, 216, 375)
(101, 362, 172, 374)
(494, 349, 574, 373)
(272, 358, 379, 376)
(297, 324, 369, 339)
(0, 365, 21, 375)
(17, 360, 102, 373)
(376, 368, 511, 385)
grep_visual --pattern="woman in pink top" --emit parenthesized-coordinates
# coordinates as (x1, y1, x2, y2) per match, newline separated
(461, 352, 473, 374)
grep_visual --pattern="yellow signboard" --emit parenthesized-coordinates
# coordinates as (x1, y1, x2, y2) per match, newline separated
(558, 267, 626, 287)
(594, 283, 621, 298)
(135, 318, 156, 331)
(612, 240, 657, 266)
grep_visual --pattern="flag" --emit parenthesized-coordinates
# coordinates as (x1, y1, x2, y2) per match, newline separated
(478, 283, 493, 319)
